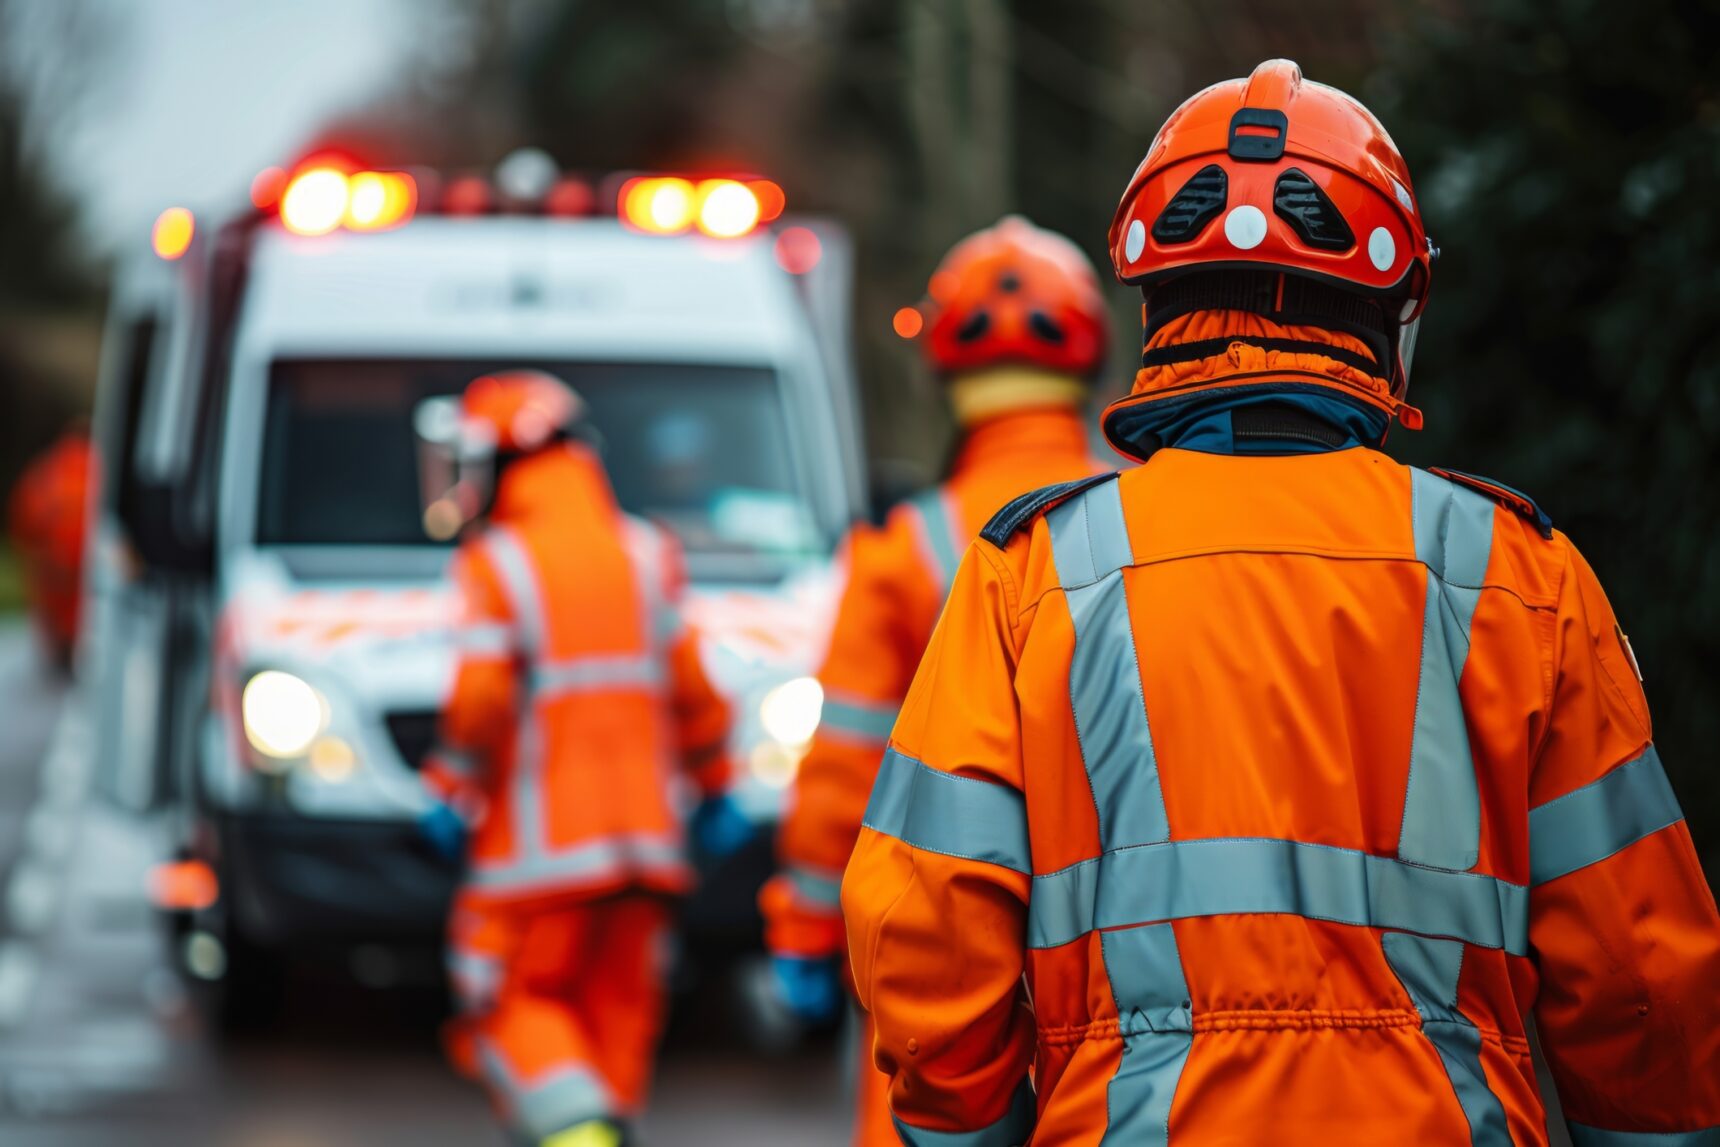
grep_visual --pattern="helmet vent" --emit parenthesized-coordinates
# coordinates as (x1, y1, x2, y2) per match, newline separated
(1272, 168, 1355, 251)
(1151, 164, 1228, 244)
(1028, 310, 1065, 344)
(955, 310, 991, 342)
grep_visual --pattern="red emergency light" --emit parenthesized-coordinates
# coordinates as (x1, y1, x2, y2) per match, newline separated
(441, 175, 493, 216)
(250, 166, 288, 210)
(617, 175, 783, 239)
(545, 178, 596, 217)
(773, 225, 822, 275)
(277, 163, 418, 236)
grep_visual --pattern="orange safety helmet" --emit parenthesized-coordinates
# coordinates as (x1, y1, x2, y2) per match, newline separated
(414, 370, 586, 540)
(917, 215, 1109, 381)
(460, 369, 585, 455)
(1108, 59, 1433, 394)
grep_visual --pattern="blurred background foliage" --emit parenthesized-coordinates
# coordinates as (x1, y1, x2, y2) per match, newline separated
(2, 0, 1714, 862)
(0, 0, 103, 603)
(1379, 0, 1720, 855)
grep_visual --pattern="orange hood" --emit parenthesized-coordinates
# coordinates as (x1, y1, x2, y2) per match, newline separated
(488, 442, 620, 527)
(1101, 309, 1421, 462)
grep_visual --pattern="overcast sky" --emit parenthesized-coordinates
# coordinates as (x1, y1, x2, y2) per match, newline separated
(5, 0, 425, 254)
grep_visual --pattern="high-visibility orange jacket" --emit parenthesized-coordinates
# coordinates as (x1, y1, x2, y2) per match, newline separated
(843, 313, 1720, 1146)
(425, 444, 732, 903)
(763, 406, 1104, 960)
(6, 431, 93, 656)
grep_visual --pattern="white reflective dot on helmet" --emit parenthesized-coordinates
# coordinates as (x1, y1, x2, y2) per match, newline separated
(1224, 205, 1268, 251)
(1368, 226, 1396, 271)
(1124, 219, 1146, 262)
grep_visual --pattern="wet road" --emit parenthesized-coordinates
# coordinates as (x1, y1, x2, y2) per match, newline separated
(0, 622, 1584, 1147)
(0, 622, 849, 1146)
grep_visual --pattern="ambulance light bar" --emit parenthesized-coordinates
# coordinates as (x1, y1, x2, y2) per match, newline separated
(239, 151, 788, 243)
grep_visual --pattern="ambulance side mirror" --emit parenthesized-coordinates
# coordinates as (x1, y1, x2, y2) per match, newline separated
(124, 477, 212, 575)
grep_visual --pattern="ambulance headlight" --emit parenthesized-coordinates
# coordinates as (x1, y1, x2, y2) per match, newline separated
(758, 676, 823, 747)
(242, 670, 328, 759)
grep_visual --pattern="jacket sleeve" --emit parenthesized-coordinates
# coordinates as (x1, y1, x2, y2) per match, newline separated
(425, 541, 520, 809)
(842, 540, 1036, 1146)
(763, 521, 929, 958)
(657, 533, 734, 798)
(1528, 538, 1720, 1143)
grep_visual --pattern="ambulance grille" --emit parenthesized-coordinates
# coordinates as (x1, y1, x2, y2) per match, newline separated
(384, 711, 439, 771)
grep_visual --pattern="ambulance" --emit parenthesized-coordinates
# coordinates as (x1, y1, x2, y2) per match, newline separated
(86, 153, 864, 1020)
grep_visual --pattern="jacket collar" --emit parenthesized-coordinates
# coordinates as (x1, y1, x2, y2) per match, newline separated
(950, 405, 1093, 476)
(1101, 309, 1416, 461)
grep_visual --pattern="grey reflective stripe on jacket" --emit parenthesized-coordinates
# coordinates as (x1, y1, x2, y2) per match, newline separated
(819, 692, 898, 744)
(1384, 470, 1510, 1143)
(1528, 745, 1683, 886)
(453, 621, 514, 657)
(480, 526, 553, 860)
(480, 527, 544, 658)
(904, 488, 965, 596)
(1400, 469, 1495, 870)
(785, 864, 844, 910)
(531, 653, 665, 697)
(466, 831, 688, 898)
(1026, 836, 1529, 953)
(1044, 473, 1187, 1146)
(1383, 932, 1510, 1143)
(623, 514, 684, 651)
(862, 748, 1030, 874)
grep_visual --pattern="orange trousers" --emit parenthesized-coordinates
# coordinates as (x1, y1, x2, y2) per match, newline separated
(446, 890, 671, 1140)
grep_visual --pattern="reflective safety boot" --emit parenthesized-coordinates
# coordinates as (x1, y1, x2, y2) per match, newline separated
(539, 1118, 626, 1147)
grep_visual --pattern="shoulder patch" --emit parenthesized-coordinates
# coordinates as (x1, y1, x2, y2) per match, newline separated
(980, 472, 1119, 548)
(1429, 467, 1553, 539)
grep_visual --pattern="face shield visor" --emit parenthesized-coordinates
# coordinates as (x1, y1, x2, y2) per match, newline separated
(1393, 237, 1437, 397)
(414, 396, 496, 541)
(1396, 313, 1421, 393)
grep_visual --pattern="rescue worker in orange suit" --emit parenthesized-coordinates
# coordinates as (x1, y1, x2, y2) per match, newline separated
(761, 216, 1111, 1145)
(843, 60, 1720, 1146)
(415, 371, 738, 1147)
(6, 427, 93, 672)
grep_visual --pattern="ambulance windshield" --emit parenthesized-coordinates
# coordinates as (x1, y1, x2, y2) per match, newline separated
(256, 358, 825, 578)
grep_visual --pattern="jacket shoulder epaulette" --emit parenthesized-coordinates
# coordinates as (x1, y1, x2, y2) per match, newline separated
(980, 472, 1119, 549)
(1429, 467, 1553, 539)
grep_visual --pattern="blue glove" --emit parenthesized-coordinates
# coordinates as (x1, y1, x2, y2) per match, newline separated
(692, 793, 755, 859)
(418, 801, 468, 862)
(771, 954, 840, 1024)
